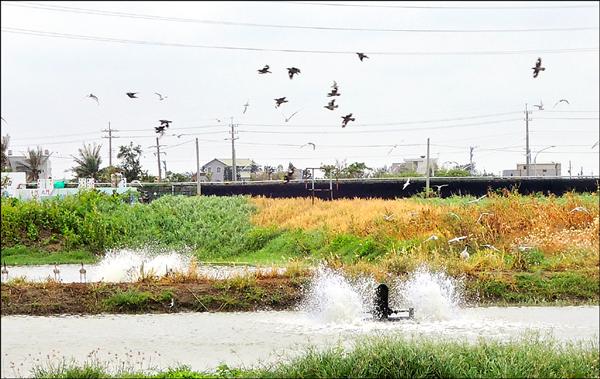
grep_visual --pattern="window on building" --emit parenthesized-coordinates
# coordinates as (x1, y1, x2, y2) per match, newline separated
(217, 167, 221, 173)
(542, 169, 547, 172)
(207, 167, 212, 173)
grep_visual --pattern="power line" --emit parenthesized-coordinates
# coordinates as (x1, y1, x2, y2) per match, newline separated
(6, 2, 598, 33)
(281, 1, 599, 10)
(2, 27, 598, 56)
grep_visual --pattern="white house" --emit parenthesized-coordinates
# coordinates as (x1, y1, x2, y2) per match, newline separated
(202, 158, 255, 182)
(6, 149, 52, 180)
(390, 157, 438, 175)
(502, 163, 561, 177)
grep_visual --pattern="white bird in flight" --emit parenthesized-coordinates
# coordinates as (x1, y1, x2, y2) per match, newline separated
(467, 194, 487, 204)
(403, 178, 411, 190)
(553, 99, 570, 108)
(87, 93, 99, 105)
(155, 92, 167, 101)
(482, 244, 500, 252)
(300, 142, 316, 150)
(570, 206, 590, 214)
(424, 235, 439, 242)
(448, 236, 467, 243)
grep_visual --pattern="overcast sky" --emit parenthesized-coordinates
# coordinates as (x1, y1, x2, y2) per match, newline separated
(1, 1, 599, 179)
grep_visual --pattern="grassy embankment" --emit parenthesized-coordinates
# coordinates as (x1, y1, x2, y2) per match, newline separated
(1, 190, 598, 305)
(26, 337, 600, 378)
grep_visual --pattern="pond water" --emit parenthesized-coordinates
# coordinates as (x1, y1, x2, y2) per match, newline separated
(1, 265, 598, 377)
(1, 250, 286, 283)
(2, 307, 598, 378)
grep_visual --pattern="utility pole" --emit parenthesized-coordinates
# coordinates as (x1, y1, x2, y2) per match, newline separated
(228, 117, 238, 182)
(568, 160, 572, 178)
(525, 104, 532, 177)
(469, 146, 477, 175)
(195, 138, 201, 195)
(148, 139, 166, 182)
(101, 122, 119, 168)
(425, 137, 430, 197)
(162, 160, 167, 175)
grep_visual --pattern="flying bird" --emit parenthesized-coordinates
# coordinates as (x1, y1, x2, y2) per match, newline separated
(467, 194, 487, 204)
(460, 247, 470, 260)
(482, 244, 500, 252)
(287, 67, 301, 79)
(159, 119, 172, 127)
(448, 236, 467, 243)
(533, 101, 544, 111)
(402, 177, 411, 190)
(570, 206, 590, 214)
(553, 99, 570, 108)
(424, 235, 439, 242)
(258, 65, 271, 74)
(434, 184, 449, 191)
(274, 97, 288, 108)
(531, 57, 545, 78)
(155, 92, 167, 101)
(383, 213, 395, 222)
(341, 113, 355, 128)
(86, 93, 99, 105)
(155, 125, 166, 135)
(126, 92, 139, 98)
(284, 110, 300, 122)
(324, 99, 338, 111)
(301, 142, 316, 150)
(328, 82, 340, 97)
(356, 52, 369, 61)
(243, 100, 250, 114)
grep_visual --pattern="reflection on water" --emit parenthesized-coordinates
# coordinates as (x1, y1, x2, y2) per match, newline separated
(2, 307, 598, 378)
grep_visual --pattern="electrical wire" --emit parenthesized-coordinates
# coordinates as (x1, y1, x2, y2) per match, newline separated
(280, 1, 599, 10)
(5, 2, 598, 33)
(2, 27, 598, 56)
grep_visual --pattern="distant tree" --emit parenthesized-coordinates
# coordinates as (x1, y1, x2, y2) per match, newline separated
(344, 162, 371, 178)
(1, 134, 10, 171)
(166, 172, 193, 182)
(263, 165, 275, 180)
(72, 143, 103, 179)
(302, 168, 312, 179)
(22, 147, 48, 181)
(117, 142, 144, 182)
(435, 168, 470, 177)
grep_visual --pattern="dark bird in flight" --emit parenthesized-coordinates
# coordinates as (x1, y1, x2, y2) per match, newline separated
(532, 57, 545, 78)
(155, 125, 166, 135)
(301, 142, 316, 150)
(324, 99, 338, 110)
(287, 67, 301, 79)
(87, 93, 99, 105)
(275, 97, 288, 108)
(327, 87, 340, 97)
(155, 92, 167, 101)
(553, 99, 570, 108)
(159, 119, 172, 127)
(126, 92, 139, 98)
(258, 65, 271, 74)
(533, 101, 544, 110)
(243, 100, 250, 114)
(357, 52, 369, 61)
(341, 113, 355, 128)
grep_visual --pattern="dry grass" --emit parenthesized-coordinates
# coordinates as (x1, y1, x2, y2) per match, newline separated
(250, 192, 599, 256)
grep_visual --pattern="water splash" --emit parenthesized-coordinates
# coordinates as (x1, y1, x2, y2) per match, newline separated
(300, 266, 377, 324)
(393, 265, 463, 321)
(96, 249, 191, 282)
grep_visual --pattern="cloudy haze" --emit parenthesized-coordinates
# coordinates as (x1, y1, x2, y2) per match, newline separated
(1, 1, 599, 179)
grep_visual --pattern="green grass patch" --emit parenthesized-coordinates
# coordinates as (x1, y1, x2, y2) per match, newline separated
(1, 245, 98, 265)
(103, 289, 154, 311)
(30, 336, 599, 378)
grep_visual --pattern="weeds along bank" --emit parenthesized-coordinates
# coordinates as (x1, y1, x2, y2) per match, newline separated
(27, 337, 600, 378)
(1, 191, 598, 303)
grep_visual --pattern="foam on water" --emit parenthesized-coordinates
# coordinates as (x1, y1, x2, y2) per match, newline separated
(300, 266, 377, 324)
(301, 265, 463, 324)
(96, 249, 191, 282)
(394, 265, 462, 321)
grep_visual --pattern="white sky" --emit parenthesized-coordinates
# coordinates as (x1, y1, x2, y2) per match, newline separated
(1, 1, 599, 179)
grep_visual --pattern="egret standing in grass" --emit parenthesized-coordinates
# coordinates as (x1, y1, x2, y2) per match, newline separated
(53, 264, 60, 281)
(460, 247, 470, 260)
(79, 263, 87, 283)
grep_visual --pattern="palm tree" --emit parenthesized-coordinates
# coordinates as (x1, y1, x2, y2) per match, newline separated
(72, 143, 103, 179)
(1, 134, 9, 171)
(22, 147, 48, 182)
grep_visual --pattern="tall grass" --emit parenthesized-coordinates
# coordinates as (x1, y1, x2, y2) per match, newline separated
(29, 336, 600, 378)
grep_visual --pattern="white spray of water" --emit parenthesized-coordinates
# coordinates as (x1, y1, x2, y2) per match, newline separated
(96, 249, 191, 282)
(394, 265, 462, 321)
(300, 266, 377, 324)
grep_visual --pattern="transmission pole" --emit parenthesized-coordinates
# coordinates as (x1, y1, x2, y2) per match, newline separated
(525, 104, 532, 177)
(196, 137, 201, 195)
(228, 117, 238, 182)
(148, 139, 166, 182)
(101, 122, 119, 168)
(425, 137, 430, 197)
